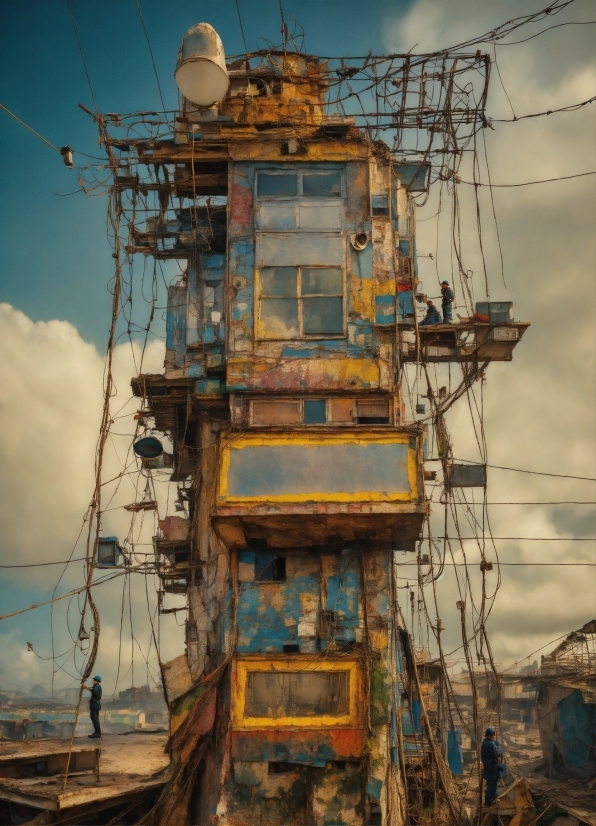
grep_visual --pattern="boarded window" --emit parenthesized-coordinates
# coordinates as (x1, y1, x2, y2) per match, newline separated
(259, 267, 343, 338)
(245, 671, 350, 717)
(257, 173, 298, 197)
(251, 400, 301, 425)
(329, 398, 353, 422)
(302, 172, 342, 197)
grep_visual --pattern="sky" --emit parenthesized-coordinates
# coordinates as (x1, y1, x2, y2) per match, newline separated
(0, 0, 594, 697)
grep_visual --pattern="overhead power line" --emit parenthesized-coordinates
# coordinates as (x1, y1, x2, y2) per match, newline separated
(448, 459, 596, 481)
(65, 0, 98, 112)
(431, 536, 595, 541)
(234, 0, 248, 53)
(492, 94, 596, 122)
(0, 102, 59, 152)
(460, 171, 596, 188)
(134, 0, 166, 112)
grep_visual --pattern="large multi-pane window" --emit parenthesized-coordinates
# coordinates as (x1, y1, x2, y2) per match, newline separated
(259, 266, 343, 337)
(255, 167, 345, 339)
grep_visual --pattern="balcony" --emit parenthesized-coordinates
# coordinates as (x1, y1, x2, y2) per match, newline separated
(400, 320, 530, 363)
(213, 427, 427, 550)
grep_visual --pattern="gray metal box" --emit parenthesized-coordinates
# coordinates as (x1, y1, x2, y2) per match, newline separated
(448, 464, 487, 488)
(475, 301, 513, 323)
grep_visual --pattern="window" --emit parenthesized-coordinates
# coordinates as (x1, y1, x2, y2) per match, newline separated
(251, 400, 301, 425)
(302, 172, 342, 197)
(355, 399, 390, 424)
(303, 399, 326, 424)
(255, 552, 286, 582)
(259, 267, 343, 338)
(257, 173, 297, 197)
(256, 170, 342, 198)
(245, 671, 350, 718)
(372, 194, 390, 217)
(248, 397, 392, 426)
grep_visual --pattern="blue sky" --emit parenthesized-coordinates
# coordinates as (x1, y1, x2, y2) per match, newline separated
(0, 0, 413, 346)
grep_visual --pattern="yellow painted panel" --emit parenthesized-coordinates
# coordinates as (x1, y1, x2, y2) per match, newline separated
(218, 430, 419, 504)
(232, 657, 362, 729)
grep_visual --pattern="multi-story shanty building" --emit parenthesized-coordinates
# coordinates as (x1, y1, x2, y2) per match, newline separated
(120, 24, 529, 825)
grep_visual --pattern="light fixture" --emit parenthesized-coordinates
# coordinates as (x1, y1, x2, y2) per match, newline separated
(60, 146, 74, 168)
(175, 23, 229, 107)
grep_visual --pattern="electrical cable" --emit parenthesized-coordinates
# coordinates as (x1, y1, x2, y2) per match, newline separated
(65, 0, 99, 113)
(459, 170, 596, 187)
(134, 0, 166, 112)
(234, 0, 248, 54)
(0, 102, 60, 152)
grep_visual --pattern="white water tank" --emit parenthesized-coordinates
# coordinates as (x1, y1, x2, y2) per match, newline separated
(175, 23, 229, 107)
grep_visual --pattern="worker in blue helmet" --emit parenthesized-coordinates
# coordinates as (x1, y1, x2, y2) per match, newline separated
(83, 676, 102, 738)
(419, 298, 442, 326)
(440, 280, 455, 323)
(481, 726, 503, 807)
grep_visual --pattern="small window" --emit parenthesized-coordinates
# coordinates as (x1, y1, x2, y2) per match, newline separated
(252, 400, 301, 425)
(372, 194, 390, 217)
(303, 172, 342, 197)
(303, 399, 326, 424)
(245, 671, 350, 717)
(329, 399, 353, 422)
(269, 762, 298, 774)
(356, 400, 390, 424)
(259, 267, 344, 338)
(255, 553, 286, 582)
(257, 173, 298, 197)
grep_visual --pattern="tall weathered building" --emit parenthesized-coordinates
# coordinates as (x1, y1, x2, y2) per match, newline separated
(114, 28, 529, 825)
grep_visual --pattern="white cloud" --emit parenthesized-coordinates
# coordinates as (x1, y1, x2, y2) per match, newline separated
(0, 305, 184, 692)
(385, 0, 596, 667)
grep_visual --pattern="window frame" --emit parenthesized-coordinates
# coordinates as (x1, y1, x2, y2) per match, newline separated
(248, 397, 392, 427)
(256, 264, 346, 340)
(255, 168, 344, 200)
(232, 657, 362, 729)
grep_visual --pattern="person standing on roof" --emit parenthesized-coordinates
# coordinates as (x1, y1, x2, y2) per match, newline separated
(83, 675, 102, 738)
(481, 726, 502, 807)
(440, 280, 455, 323)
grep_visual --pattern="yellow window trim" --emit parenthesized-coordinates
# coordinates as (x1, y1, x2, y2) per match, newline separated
(218, 430, 419, 504)
(232, 657, 362, 729)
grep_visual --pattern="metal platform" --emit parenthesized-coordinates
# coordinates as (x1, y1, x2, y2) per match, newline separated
(0, 733, 169, 822)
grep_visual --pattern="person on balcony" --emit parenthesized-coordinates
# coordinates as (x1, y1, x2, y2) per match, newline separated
(419, 299, 442, 326)
(441, 280, 455, 323)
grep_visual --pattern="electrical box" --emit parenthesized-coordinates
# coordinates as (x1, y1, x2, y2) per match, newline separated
(97, 537, 122, 568)
(447, 464, 487, 488)
(393, 162, 431, 193)
(475, 301, 513, 324)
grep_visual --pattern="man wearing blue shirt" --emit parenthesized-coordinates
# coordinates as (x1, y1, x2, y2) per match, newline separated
(441, 280, 455, 323)
(419, 299, 442, 326)
(481, 726, 502, 807)
(84, 675, 102, 738)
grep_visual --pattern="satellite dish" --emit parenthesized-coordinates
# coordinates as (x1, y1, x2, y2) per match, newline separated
(175, 23, 229, 107)
(133, 436, 163, 459)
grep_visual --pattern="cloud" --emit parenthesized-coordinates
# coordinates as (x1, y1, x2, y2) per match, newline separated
(384, 0, 596, 667)
(0, 305, 185, 692)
